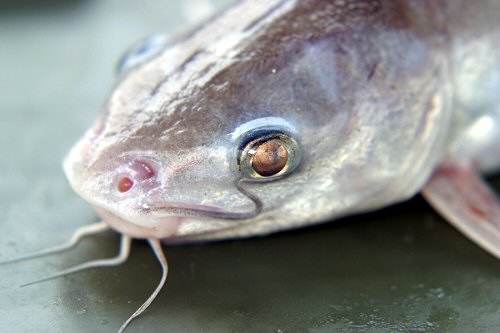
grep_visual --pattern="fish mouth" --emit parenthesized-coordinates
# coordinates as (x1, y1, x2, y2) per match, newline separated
(91, 180, 263, 239)
(93, 200, 260, 239)
(145, 199, 261, 220)
(93, 206, 184, 239)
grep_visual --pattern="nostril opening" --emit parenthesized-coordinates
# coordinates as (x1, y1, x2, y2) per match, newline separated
(118, 176, 134, 193)
(129, 160, 156, 180)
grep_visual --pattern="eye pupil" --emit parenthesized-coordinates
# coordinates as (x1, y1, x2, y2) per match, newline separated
(252, 140, 288, 176)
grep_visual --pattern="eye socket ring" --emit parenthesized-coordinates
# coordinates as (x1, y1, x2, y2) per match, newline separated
(238, 133, 301, 180)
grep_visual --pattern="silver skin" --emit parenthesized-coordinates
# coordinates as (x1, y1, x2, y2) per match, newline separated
(64, 0, 500, 243)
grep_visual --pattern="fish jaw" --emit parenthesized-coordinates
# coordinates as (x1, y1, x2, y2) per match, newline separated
(92, 206, 184, 239)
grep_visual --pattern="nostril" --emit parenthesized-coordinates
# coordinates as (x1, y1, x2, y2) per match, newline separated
(118, 176, 134, 193)
(129, 160, 156, 180)
(115, 159, 157, 193)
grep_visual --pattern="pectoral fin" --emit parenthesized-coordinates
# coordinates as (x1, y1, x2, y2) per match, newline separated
(422, 163, 500, 259)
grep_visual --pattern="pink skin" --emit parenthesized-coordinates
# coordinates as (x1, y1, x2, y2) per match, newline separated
(99, 159, 185, 239)
(117, 160, 156, 193)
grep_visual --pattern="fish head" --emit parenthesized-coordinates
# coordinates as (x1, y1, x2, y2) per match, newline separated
(64, 2, 450, 241)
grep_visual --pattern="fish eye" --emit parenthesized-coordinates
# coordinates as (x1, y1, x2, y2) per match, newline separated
(116, 34, 167, 74)
(252, 140, 288, 176)
(238, 132, 301, 180)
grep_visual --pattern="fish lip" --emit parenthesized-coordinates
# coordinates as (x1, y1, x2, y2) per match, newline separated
(146, 196, 262, 220)
(90, 198, 211, 222)
(93, 201, 253, 239)
(93, 205, 187, 239)
(96, 199, 247, 224)
(146, 201, 228, 213)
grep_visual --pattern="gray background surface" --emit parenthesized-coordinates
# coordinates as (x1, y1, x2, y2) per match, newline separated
(1, 1, 499, 332)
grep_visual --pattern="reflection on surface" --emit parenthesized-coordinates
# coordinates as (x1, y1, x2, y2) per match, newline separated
(61, 195, 500, 332)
